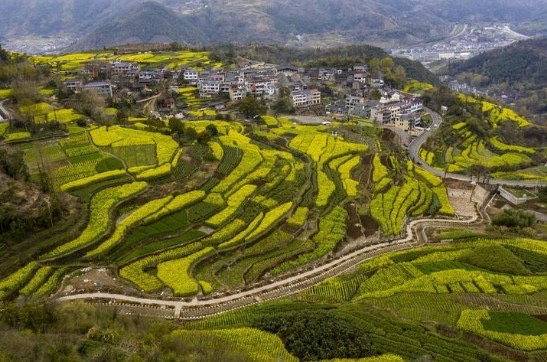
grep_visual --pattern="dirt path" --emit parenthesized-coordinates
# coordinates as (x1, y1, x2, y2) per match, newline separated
(57, 205, 482, 319)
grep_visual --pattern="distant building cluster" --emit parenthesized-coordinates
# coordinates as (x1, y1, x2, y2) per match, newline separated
(59, 53, 427, 130)
(391, 24, 526, 63)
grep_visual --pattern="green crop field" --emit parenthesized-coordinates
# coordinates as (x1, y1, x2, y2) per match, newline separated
(419, 94, 545, 180)
(182, 236, 547, 360)
(1, 114, 463, 300)
(1, 85, 545, 360)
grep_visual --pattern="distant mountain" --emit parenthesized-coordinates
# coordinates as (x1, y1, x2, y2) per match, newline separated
(72, 1, 207, 50)
(0, 0, 142, 38)
(2, 0, 547, 51)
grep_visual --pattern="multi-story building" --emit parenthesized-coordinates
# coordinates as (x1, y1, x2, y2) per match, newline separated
(229, 85, 247, 101)
(198, 80, 221, 97)
(111, 61, 140, 76)
(345, 96, 365, 112)
(139, 71, 163, 83)
(183, 69, 199, 84)
(292, 89, 321, 107)
(84, 81, 113, 98)
(63, 79, 83, 93)
(395, 113, 417, 131)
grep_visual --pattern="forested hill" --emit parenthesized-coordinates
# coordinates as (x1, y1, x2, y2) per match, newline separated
(212, 44, 442, 87)
(444, 38, 547, 87)
(2, 0, 547, 52)
(442, 37, 547, 118)
(68, 1, 207, 50)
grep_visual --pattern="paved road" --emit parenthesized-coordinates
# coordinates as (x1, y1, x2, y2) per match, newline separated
(58, 211, 481, 319)
(54, 106, 543, 318)
(0, 99, 12, 122)
(408, 107, 547, 187)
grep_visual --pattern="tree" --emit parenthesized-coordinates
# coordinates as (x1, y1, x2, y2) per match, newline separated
(369, 89, 381, 100)
(169, 41, 184, 51)
(76, 89, 108, 126)
(272, 97, 294, 114)
(394, 65, 406, 84)
(0, 44, 9, 63)
(197, 130, 212, 143)
(238, 96, 266, 118)
(380, 56, 394, 72)
(205, 124, 218, 136)
(168, 117, 185, 135)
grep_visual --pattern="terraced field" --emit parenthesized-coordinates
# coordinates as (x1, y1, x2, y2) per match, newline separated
(419, 95, 545, 180)
(3, 113, 546, 361)
(184, 236, 547, 360)
(0, 116, 458, 301)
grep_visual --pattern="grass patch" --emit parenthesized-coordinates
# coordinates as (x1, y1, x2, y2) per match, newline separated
(95, 157, 125, 172)
(482, 311, 547, 336)
(459, 245, 531, 275)
(505, 246, 547, 273)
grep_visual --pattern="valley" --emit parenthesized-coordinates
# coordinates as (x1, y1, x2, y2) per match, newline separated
(0, 43, 545, 360)
(0, 0, 546, 356)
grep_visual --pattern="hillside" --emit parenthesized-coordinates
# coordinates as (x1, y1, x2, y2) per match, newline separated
(444, 38, 547, 88)
(0, 145, 68, 241)
(442, 38, 547, 120)
(72, 1, 207, 50)
(0, 0, 140, 38)
(0, 44, 546, 360)
(2, 0, 547, 52)
(420, 91, 547, 180)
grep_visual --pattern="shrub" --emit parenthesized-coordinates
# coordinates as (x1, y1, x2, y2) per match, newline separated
(492, 209, 536, 228)
(254, 310, 376, 361)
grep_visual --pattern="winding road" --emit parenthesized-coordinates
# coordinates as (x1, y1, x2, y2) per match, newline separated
(56, 106, 543, 319)
(58, 211, 482, 319)
(0, 99, 12, 122)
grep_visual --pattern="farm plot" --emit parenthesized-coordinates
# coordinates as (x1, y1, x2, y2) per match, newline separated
(90, 125, 179, 179)
(290, 236, 547, 354)
(49, 132, 125, 190)
(370, 158, 454, 236)
(43, 182, 148, 258)
(3, 114, 483, 301)
(287, 130, 367, 207)
(420, 102, 536, 175)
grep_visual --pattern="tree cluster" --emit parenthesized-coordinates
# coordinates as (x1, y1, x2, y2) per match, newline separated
(0, 145, 62, 239)
(237, 95, 267, 119)
(0, 44, 9, 63)
(0, 301, 259, 361)
(254, 310, 376, 361)
(0, 145, 29, 181)
(168, 118, 218, 144)
(492, 209, 536, 229)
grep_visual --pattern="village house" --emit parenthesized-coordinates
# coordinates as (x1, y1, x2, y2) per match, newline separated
(63, 79, 83, 93)
(183, 68, 199, 84)
(81, 61, 111, 79)
(229, 85, 247, 101)
(292, 89, 321, 107)
(138, 71, 163, 84)
(111, 61, 140, 77)
(84, 81, 113, 98)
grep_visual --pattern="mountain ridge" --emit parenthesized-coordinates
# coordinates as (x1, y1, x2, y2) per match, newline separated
(1, 0, 547, 52)
(71, 1, 207, 50)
